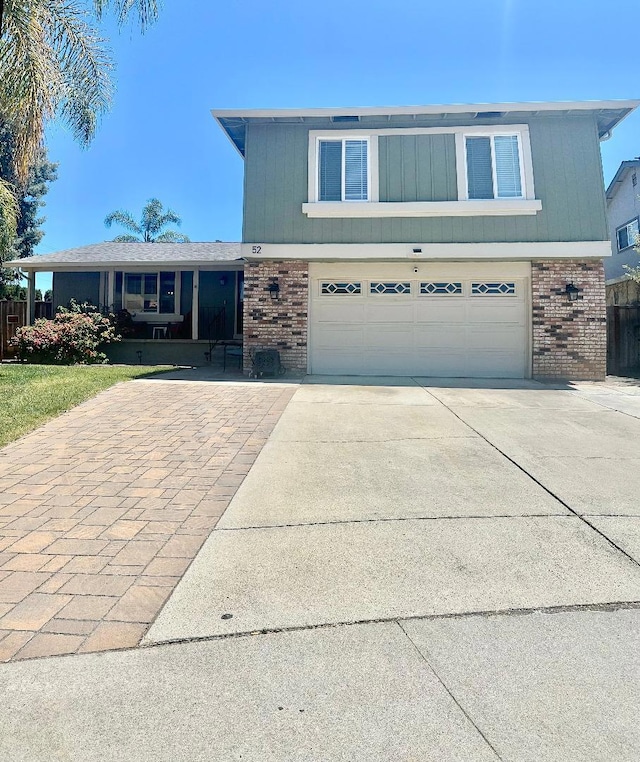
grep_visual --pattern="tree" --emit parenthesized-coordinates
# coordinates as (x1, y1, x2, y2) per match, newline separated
(0, 1, 159, 253)
(0, 121, 58, 297)
(0, 122, 58, 260)
(104, 198, 191, 242)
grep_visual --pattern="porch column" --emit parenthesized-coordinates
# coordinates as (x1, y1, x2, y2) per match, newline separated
(26, 271, 36, 324)
(107, 270, 115, 311)
(192, 269, 199, 340)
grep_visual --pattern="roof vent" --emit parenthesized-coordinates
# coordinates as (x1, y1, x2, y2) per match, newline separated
(331, 115, 360, 123)
(475, 111, 503, 119)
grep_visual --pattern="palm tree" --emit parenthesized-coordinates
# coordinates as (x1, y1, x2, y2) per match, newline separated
(105, 198, 190, 243)
(0, 0, 158, 250)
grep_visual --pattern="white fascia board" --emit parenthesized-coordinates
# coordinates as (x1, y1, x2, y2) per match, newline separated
(6, 261, 245, 272)
(302, 200, 542, 218)
(242, 241, 611, 261)
(211, 100, 640, 120)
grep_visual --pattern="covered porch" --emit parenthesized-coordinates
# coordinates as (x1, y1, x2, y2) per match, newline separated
(5, 242, 245, 367)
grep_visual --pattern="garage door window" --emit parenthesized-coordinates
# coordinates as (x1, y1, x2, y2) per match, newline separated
(321, 282, 362, 295)
(471, 282, 516, 295)
(420, 282, 463, 295)
(370, 282, 411, 294)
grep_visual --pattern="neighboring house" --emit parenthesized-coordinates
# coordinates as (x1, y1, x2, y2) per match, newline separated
(605, 158, 640, 301)
(604, 159, 640, 375)
(6, 99, 638, 379)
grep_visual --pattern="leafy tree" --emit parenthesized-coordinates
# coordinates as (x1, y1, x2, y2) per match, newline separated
(0, 122, 58, 297)
(0, 1, 159, 253)
(0, 122, 58, 259)
(104, 198, 191, 242)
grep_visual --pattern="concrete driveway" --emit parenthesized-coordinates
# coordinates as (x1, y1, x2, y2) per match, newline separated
(3, 376, 640, 761)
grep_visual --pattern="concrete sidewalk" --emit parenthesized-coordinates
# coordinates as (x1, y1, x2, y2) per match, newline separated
(3, 376, 640, 760)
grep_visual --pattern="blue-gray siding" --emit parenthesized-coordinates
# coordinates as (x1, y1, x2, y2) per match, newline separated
(242, 116, 608, 244)
(53, 272, 101, 311)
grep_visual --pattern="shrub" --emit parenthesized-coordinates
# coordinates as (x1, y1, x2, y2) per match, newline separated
(11, 301, 121, 364)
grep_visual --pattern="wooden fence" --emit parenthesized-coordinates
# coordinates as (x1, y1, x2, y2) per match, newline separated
(0, 301, 53, 360)
(607, 305, 640, 377)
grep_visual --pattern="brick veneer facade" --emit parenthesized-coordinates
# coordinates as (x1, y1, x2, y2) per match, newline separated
(531, 259, 606, 380)
(243, 260, 309, 374)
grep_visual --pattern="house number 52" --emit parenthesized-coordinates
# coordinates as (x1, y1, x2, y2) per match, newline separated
(251, 245, 262, 254)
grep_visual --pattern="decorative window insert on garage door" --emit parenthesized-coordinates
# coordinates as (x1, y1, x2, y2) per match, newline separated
(318, 281, 518, 298)
(310, 264, 530, 378)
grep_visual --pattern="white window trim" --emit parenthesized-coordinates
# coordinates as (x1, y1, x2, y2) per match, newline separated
(616, 217, 639, 251)
(455, 126, 535, 201)
(121, 270, 181, 319)
(309, 133, 379, 203)
(305, 125, 538, 218)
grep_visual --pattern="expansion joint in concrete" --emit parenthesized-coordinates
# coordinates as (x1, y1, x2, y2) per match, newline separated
(415, 383, 640, 574)
(397, 621, 504, 761)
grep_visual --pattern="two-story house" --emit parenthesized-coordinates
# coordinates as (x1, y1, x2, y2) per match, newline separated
(604, 158, 640, 305)
(215, 99, 638, 380)
(6, 99, 637, 380)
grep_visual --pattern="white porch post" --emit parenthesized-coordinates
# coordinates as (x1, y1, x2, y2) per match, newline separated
(192, 269, 199, 340)
(26, 271, 36, 324)
(107, 270, 115, 311)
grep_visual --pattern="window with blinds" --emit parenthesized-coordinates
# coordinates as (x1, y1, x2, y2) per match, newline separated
(318, 139, 368, 201)
(465, 134, 523, 200)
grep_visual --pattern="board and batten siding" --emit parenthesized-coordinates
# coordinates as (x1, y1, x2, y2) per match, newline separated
(242, 115, 608, 245)
(378, 134, 458, 203)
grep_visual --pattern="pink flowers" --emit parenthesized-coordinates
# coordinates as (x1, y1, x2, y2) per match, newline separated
(12, 301, 121, 364)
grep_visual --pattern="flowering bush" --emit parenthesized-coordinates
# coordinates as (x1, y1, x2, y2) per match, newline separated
(11, 301, 121, 364)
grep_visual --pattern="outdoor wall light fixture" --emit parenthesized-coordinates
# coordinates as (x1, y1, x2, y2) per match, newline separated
(266, 278, 280, 300)
(565, 283, 580, 302)
(219, 276, 227, 287)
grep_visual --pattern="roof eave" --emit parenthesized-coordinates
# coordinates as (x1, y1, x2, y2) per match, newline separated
(605, 160, 640, 201)
(213, 99, 640, 158)
(3, 259, 245, 271)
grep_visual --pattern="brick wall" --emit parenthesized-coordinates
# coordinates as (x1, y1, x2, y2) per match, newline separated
(243, 260, 309, 374)
(531, 260, 606, 380)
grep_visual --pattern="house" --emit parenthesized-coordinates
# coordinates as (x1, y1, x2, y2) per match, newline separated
(604, 159, 640, 304)
(7, 99, 639, 379)
(215, 99, 637, 380)
(4, 242, 245, 366)
(604, 159, 640, 375)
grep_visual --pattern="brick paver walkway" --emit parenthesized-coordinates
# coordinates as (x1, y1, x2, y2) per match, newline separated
(0, 378, 296, 661)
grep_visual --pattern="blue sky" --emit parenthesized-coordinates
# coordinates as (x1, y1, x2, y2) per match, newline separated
(34, 0, 640, 290)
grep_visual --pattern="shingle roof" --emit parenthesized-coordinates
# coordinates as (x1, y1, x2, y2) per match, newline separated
(4, 242, 243, 270)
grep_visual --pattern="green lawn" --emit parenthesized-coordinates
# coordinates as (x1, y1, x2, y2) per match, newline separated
(0, 364, 171, 449)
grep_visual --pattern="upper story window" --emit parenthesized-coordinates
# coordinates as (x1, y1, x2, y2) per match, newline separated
(304, 125, 538, 217)
(318, 138, 369, 201)
(616, 218, 639, 251)
(465, 134, 523, 199)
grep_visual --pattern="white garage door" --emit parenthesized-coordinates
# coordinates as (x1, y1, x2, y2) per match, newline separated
(309, 262, 530, 378)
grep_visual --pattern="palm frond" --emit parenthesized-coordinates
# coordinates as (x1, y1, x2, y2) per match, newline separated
(111, 234, 141, 242)
(154, 231, 190, 243)
(93, 0, 159, 33)
(0, 176, 19, 256)
(104, 209, 141, 234)
(0, 0, 113, 183)
(49, 0, 113, 145)
(0, 0, 57, 183)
